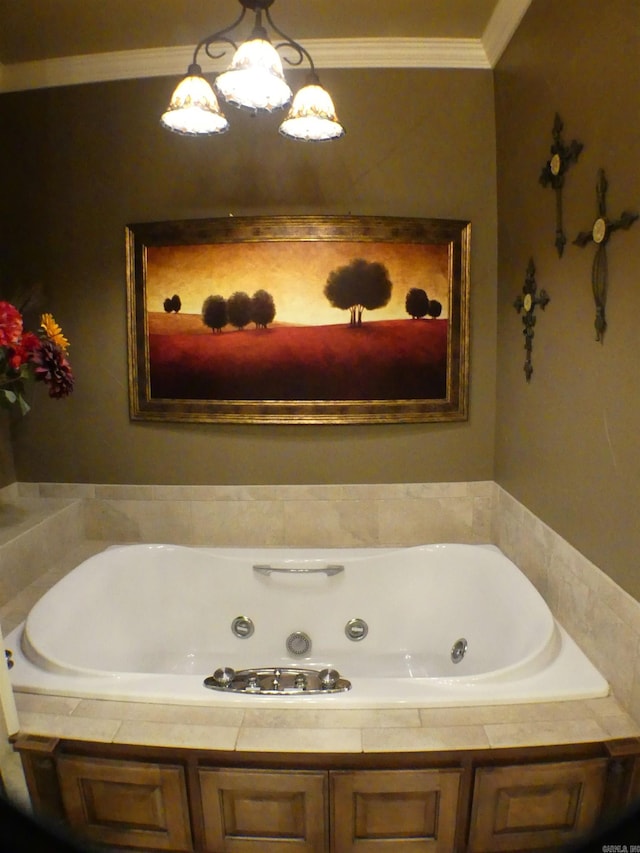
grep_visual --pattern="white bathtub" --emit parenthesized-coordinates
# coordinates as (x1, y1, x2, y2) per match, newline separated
(8, 543, 608, 708)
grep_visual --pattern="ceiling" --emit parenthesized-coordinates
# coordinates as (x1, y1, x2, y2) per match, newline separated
(0, 0, 533, 93)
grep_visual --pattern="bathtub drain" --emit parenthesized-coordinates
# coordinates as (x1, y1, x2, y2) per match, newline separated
(286, 631, 312, 656)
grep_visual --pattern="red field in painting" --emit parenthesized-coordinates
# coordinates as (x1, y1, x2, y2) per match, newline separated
(148, 315, 448, 401)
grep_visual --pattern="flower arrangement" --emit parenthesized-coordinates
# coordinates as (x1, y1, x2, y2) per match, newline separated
(0, 300, 74, 414)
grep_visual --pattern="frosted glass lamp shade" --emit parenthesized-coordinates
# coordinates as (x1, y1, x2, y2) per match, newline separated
(279, 83, 345, 141)
(161, 72, 229, 136)
(215, 39, 292, 112)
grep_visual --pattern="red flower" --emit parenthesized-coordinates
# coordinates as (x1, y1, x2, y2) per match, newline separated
(7, 331, 40, 370)
(0, 301, 23, 347)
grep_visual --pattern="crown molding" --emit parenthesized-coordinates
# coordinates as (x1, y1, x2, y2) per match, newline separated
(482, 0, 533, 66)
(0, 4, 532, 94)
(309, 38, 491, 69)
(0, 39, 489, 94)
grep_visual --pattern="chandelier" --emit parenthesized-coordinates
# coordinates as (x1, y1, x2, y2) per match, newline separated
(161, 0, 345, 142)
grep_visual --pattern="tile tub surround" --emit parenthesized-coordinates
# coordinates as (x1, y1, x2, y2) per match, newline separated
(0, 490, 83, 605)
(10, 690, 640, 754)
(1, 479, 640, 729)
(492, 488, 640, 724)
(15, 480, 495, 548)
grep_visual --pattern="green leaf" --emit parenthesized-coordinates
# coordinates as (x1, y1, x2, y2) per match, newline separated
(0, 387, 31, 415)
(18, 392, 30, 415)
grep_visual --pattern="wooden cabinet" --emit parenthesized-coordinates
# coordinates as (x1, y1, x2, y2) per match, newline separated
(14, 736, 640, 853)
(199, 768, 327, 852)
(331, 769, 462, 852)
(468, 758, 609, 852)
(56, 755, 193, 851)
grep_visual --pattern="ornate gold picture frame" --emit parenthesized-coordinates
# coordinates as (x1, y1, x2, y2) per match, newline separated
(126, 215, 470, 424)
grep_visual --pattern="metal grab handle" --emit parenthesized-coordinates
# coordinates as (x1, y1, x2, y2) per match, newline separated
(253, 563, 344, 577)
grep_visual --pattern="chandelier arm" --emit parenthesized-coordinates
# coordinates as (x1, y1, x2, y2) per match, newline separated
(201, 36, 238, 63)
(192, 6, 248, 65)
(264, 7, 317, 75)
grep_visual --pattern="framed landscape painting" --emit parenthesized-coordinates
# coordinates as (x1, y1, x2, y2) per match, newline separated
(126, 215, 470, 424)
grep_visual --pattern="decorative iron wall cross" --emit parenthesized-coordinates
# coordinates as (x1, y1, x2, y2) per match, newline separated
(539, 114, 583, 257)
(573, 169, 638, 342)
(513, 258, 550, 382)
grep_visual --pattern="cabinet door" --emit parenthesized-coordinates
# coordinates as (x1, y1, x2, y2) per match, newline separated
(468, 758, 608, 852)
(331, 768, 462, 852)
(199, 767, 328, 852)
(57, 754, 193, 850)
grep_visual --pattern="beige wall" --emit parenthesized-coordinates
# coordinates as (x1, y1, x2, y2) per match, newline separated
(0, 69, 497, 486)
(0, 416, 15, 488)
(494, 0, 640, 599)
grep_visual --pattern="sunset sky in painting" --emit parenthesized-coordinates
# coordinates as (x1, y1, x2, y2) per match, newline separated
(146, 240, 450, 326)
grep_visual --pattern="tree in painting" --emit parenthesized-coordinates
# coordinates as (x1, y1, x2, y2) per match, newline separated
(163, 294, 182, 313)
(250, 290, 276, 329)
(405, 288, 430, 319)
(202, 295, 227, 333)
(324, 258, 392, 326)
(428, 300, 442, 318)
(405, 288, 443, 320)
(227, 291, 252, 330)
